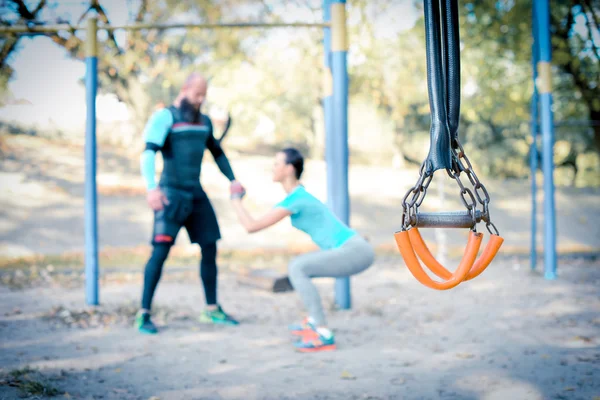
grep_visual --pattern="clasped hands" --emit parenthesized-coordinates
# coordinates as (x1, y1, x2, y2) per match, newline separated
(230, 180, 246, 200)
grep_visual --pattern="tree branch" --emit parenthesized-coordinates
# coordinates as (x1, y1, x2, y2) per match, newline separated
(47, 33, 84, 60)
(136, 0, 148, 22)
(580, 0, 600, 61)
(582, 0, 600, 35)
(2, 0, 47, 72)
(9, 0, 34, 20)
(551, 6, 599, 107)
(9, 0, 46, 20)
(91, 2, 122, 55)
(32, 0, 46, 16)
(0, 36, 19, 63)
(74, 1, 122, 55)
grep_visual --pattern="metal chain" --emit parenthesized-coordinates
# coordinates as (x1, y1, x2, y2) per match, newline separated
(449, 139, 500, 236)
(401, 161, 433, 230)
(446, 162, 478, 231)
(401, 140, 500, 236)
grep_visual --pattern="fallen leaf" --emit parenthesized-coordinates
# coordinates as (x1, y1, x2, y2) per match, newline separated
(572, 336, 593, 343)
(455, 353, 475, 359)
(148, 397, 161, 400)
(563, 387, 575, 391)
(114, 368, 121, 373)
(340, 370, 356, 380)
(64, 393, 71, 399)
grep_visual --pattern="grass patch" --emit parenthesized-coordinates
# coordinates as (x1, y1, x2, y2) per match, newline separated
(1, 367, 62, 397)
(8, 366, 36, 378)
(1, 243, 598, 291)
(0, 245, 320, 271)
(1, 243, 599, 272)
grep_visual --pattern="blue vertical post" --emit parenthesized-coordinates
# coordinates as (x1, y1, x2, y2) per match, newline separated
(530, 2, 539, 271)
(534, 0, 557, 280)
(323, 0, 334, 211)
(85, 17, 100, 305)
(330, 0, 351, 309)
(323, 0, 345, 308)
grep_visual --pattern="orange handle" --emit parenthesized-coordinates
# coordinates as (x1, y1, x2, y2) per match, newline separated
(408, 227, 504, 281)
(407, 228, 453, 280)
(464, 234, 504, 281)
(394, 229, 483, 290)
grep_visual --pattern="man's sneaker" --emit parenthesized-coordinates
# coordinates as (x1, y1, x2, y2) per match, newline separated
(135, 311, 158, 334)
(288, 317, 318, 337)
(199, 305, 239, 326)
(293, 328, 336, 353)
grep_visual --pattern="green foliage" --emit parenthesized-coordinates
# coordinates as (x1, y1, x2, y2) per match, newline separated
(1, 0, 598, 185)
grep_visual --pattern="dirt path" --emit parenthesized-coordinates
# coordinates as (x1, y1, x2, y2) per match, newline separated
(1, 257, 600, 400)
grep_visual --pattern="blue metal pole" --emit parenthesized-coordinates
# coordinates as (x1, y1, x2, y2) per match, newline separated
(330, 0, 351, 309)
(530, 2, 539, 271)
(85, 18, 99, 305)
(534, 0, 557, 280)
(323, 0, 334, 210)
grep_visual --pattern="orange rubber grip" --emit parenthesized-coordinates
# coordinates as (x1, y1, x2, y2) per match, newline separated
(408, 227, 503, 281)
(407, 228, 453, 280)
(394, 229, 483, 290)
(464, 234, 504, 281)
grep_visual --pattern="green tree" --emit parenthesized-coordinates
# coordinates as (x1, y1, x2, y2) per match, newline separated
(462, 0, 599, 152)
(0, 0, 270, 134)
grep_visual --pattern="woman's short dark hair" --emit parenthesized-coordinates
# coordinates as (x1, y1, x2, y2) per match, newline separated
(281, 147, 304, 179)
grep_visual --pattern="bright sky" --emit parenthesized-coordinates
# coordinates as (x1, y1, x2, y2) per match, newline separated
(0, 1, 419, 132)
(0, 0, 132, 131)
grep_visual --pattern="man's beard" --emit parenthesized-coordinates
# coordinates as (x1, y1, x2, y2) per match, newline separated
(180, 98, 201, 123)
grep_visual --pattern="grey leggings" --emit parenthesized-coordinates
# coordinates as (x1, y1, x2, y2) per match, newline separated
(288, 235, 375, 326)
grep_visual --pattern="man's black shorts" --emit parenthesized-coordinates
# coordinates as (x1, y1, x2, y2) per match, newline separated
(151, 186, 221, 246)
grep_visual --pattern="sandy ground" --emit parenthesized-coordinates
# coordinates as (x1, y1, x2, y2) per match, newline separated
(1, 257, 599, 400)
(0, 135, 599, 399)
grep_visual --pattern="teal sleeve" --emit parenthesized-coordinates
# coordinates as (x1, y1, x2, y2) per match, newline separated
(275, 193, 300, 214)
(140, 108, 173, 190)
(140, 150, 157, 190)
(143, 108, 173, 145)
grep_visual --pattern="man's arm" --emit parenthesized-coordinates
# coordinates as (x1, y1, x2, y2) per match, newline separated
(140, 108, 173, 190)
(140, 108, 173, 211)
(205, 117, 236, 182)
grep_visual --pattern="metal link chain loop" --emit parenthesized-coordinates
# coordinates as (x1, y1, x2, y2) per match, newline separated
(449, 138, 500, 235)
(401, 139, 500, 236)
(446, 165, 478, 230)
(401, 161, 432, 230)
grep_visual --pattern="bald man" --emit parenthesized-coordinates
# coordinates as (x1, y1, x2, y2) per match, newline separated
(136, 73, 243, 334)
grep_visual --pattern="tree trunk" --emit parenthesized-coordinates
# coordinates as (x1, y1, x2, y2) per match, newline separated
(111, 77, 153, 150)
(591, 109, 600, 155)
(392, 126, 406, 169)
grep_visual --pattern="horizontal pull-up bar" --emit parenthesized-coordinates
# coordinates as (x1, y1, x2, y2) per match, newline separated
(0, 21, 330, 35)
(410, 210, 483, 229)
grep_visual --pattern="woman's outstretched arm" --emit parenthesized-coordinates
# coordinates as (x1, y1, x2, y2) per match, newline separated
(231, 198, 291, 233)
